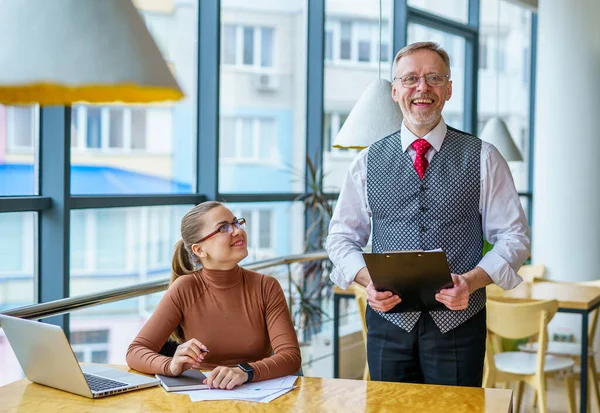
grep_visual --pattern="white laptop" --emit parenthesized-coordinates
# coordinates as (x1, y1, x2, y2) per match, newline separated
(0, 314, 159, 398)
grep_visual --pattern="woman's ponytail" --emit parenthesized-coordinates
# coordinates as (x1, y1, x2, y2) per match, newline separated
(170, 239, 195, 284)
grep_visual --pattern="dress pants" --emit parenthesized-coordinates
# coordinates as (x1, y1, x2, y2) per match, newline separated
(366, 306, 486, 387)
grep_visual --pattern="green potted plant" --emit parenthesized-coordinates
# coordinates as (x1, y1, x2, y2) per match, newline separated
(291, 154, 334, 343)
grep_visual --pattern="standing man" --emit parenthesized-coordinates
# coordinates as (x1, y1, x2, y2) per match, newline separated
(326, 42, 530, 387)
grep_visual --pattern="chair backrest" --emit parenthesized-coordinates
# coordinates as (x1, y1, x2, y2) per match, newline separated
(576, 280, 600, 342)
(159, 338, 179, 357)
(532, 279, 600, 343)
(518, 264, 546, 283)
(486, 264, 546, 299)
(486, 297, 558, 340)
(347, 283, 370, 381)
(347, 283, 368, 348)
(531, 280, 599, 304)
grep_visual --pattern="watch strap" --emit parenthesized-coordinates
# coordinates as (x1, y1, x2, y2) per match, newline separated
(237, 363, 254, 383)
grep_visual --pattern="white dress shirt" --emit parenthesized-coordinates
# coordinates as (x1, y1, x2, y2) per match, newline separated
(326, 119, 531, 290)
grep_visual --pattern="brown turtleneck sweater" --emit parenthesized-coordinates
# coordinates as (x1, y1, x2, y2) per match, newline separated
(126, 266, 301, 381)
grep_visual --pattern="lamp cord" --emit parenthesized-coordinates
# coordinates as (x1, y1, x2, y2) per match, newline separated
(495, 0, 500, 116)
(378, 0, 382, 79)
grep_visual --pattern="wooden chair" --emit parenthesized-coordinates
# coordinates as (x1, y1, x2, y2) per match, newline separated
(484, 297, 576, 413)
(519, 280, 600, 411)
(347, 282, 369, 380)
(486, 264, 545, 299)
(518, 264, 546, 282)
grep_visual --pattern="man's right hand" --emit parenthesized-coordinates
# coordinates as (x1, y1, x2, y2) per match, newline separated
(168, 338, 208, 376)
(366, 281, 401, 312)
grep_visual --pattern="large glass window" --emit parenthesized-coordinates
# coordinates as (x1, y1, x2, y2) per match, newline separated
(0, 335, 23, 386)
(68, 292, 166, 368)
(221, 25, 275, 69)
(70, 1, 198, 195)
(407, 0, 469, 24)
(219, 1, 307, 194)
(70, 206, 190, 296)
(0, 105, 38, 196)
(0, 212, 35, 386)
(220, 117, 277, 163)
(325, 20, 389, 65)
(407, 24, 466, 131)
(323, 0, 393, 192)
(228, 201, 305, 264)
(478, 0, 532, 194)
(0, 212, 35, 311)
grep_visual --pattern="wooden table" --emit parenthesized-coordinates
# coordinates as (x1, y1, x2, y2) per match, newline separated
(521, 281, 600, 413)
(334, 282, 600, 413)
(0, 369, 513, 413)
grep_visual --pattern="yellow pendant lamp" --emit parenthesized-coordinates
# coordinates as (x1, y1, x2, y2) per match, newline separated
(0, 0, 184, 105)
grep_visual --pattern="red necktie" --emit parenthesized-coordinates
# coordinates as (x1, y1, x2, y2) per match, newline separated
(411, 139, 432, 179)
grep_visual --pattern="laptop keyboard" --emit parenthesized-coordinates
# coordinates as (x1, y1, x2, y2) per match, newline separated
(84, 373, 128, 392)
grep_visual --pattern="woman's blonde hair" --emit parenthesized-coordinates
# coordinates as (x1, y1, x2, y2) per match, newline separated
(169, 201, 222, 343)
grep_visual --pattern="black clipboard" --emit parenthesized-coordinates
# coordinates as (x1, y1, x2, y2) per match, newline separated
(363, 250, 453, 312)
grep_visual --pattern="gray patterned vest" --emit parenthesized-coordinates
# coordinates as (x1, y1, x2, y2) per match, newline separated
(366, 126, 486, 334)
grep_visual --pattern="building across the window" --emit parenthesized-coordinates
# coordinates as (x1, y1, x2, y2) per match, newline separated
(325, 19, 389, 65)
(236, 208, 275, 262)
(220, 116, 278, 163)
(5, 105, 36, 150)
(71, 329, 110, 364)
(71, 105, 172, 153)
(222, 24, 275, 69)
(323, 112, 353, 154)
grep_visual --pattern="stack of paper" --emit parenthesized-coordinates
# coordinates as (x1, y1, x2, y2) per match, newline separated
(181, 375, 298, 403)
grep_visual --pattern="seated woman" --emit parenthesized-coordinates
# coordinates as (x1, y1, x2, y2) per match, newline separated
(126, 201, 301, 389)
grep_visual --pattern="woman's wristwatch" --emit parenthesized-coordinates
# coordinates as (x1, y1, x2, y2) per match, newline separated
(237, 362, 254, 383)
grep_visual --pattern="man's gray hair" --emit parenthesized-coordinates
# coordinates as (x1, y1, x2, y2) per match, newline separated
(392, 41, 451, 76)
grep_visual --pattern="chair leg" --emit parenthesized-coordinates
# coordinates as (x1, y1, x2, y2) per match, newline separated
(482, 369, 493, 389)
(536, 375, 548, 413)
(564, 373, 576, 413)
(530, 389, 537, 411)
(362, 361, 370, 381)
(589, 358, 600, 411)
(514, 381, 524, 413)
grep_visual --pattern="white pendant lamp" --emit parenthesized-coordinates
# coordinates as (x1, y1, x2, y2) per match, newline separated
(333, 79, 403, 149)
(0, 0, 183, 105)
(480, 0, 522, 162)
(332, 0, 402, 150)
(480, 116, 523, 161)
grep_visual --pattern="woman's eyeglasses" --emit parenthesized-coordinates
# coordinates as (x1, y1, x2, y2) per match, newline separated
(197, 218, 246, 243)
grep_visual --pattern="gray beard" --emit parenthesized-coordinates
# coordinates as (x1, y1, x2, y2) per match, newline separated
(404, 110, 440, 132)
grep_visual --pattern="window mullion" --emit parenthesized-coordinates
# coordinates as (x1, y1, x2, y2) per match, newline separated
(123, 108, 132, 151)
(253, 118, 261, 160)
(236, 26, 243, 66)
(100, 107, 110, 150)
(255, 27, 262, 69)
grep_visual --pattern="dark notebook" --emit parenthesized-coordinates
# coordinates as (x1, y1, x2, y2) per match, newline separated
(363, 250, 453, 312)
(155, 369, 208, 391)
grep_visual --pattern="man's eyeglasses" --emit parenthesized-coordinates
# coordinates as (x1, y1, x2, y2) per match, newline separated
(393, 73, 450, 88)
(197, 218, 246, 243)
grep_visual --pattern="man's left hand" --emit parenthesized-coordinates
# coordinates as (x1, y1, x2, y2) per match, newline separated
(435, 274, 471, 311)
